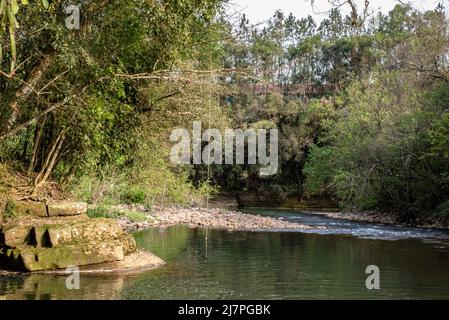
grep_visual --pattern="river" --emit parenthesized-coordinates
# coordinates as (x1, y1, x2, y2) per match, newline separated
(1, 208, 449, 299)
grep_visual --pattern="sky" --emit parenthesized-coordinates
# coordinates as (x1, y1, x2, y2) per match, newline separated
(233, 0, 443, 24)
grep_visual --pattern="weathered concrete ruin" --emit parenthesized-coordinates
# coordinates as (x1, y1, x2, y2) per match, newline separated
(0, 201, 163, 272)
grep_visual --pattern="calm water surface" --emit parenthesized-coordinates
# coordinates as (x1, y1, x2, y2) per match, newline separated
(1, 208, 449, 299)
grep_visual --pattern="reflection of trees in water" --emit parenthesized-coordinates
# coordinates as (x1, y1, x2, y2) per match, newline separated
(0, 273, 134, 300)
(133, 226, 192, 261)
(131, 226, 449, 299)
(4, 225, 449, 299)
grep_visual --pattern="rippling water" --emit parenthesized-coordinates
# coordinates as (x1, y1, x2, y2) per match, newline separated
(1, 208, 449, 299)
(241, 208, 449, 241)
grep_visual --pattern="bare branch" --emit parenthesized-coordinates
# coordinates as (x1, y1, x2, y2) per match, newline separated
(0, 97, 69, 142)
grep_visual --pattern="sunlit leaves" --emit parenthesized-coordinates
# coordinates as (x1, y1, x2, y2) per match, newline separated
(0, 0, 49, 75)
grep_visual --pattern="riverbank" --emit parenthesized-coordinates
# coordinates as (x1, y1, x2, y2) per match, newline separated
(302, 209, 449, 230)
(91, 204, 449, 232)
(103, 205, 317, 232)
(220, 193, 449, 230)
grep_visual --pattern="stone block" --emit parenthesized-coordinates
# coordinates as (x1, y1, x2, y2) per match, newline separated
(47, 202, 87, 217)
(0, 225, 33, 247)
(8, 202, 48, 217)
(10, 240, 125, 271)
(45, 218, 126, 247)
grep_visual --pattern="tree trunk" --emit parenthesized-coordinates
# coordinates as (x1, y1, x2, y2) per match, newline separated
(1, 55, 53, 136)
(31, 131, 65, 196)
(28, 117, 46, 176)
(21, 127, 31, 160)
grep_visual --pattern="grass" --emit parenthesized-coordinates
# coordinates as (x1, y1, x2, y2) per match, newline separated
(87, 206, 152, 223)
(3, 200, 18, 218)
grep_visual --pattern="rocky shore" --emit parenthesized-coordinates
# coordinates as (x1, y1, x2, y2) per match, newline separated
(112, 205, 317, 232)
(307, 209, 449, 230)
(113, 204, 449, 232)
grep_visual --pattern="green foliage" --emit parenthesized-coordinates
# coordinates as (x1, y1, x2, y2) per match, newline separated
(4, 199, 17, 218)
(436, 201, 449, 218)
(304, 71, 449, 214)
(70, 148, 210, 208)
(1, 0, 449, 223)
(121, 186, 146, 205)
(1, 0, 226, 206)
(87, 206, 150, 223)
(303, 146, 335, 196)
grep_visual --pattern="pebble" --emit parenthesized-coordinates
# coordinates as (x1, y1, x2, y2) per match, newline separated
(116, 206, 313, 232)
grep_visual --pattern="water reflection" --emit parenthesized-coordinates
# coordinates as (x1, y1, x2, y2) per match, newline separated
(125, 226, 449, 299)
(0, 272, 133, 300)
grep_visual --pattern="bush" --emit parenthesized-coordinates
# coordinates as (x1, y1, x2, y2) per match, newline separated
(303, 73, 449, 216)
(70, 163, 212, 208)
(87, 206, 150, 223)
(121, 185, 146, 204)
(436, 201, 449, 218)
(4, 200, 17, 218)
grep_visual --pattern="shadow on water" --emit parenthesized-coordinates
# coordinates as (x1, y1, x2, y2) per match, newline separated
(2, 209, 449, 299)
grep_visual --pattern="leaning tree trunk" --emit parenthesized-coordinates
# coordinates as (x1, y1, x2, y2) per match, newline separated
(31, 130, 65, 197)
(1, 54, 53, 136)
(28, 117, 47, 177)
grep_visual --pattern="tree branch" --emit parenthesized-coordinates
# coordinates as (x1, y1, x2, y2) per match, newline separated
(0, 97, 69, 142)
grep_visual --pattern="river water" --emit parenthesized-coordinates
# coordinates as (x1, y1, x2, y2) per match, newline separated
(1, 208, 449, 299)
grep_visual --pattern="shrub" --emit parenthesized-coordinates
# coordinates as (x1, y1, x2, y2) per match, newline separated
(4, 200, 18, 218)
(87, 206, 151, 223)
(436, 201, 449, 218)
(121, 185, 146, 204)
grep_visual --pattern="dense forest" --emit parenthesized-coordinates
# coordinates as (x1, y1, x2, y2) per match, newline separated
(1, 0, 449, 223)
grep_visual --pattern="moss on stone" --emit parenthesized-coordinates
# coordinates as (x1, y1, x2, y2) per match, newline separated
(4, 201, 48, 218)
(11, 240, 125, 271)
(0, 203, 140, 272)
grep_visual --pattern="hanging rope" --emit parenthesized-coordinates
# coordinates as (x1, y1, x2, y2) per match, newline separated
(206, 43, 213, 211)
